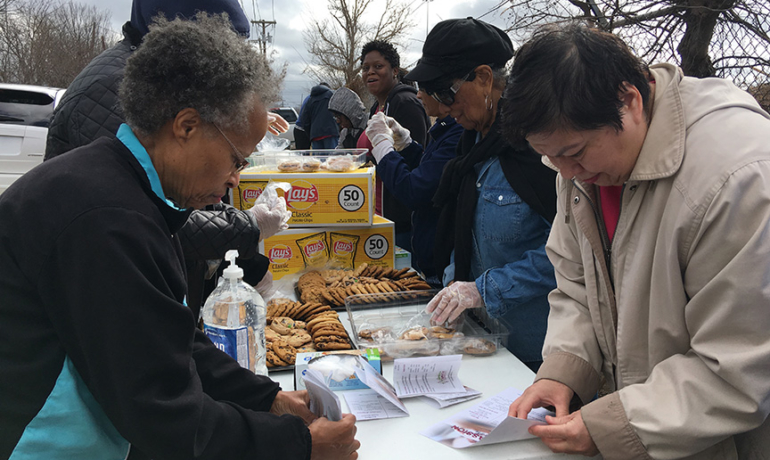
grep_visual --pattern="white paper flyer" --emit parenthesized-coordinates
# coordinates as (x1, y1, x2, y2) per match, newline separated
(352, 356, 409, 415)
(392, 354, 465, 397)
(342, 391, 410, 421)
(303, 368, 342, 422)
(420, 387, 553, 448)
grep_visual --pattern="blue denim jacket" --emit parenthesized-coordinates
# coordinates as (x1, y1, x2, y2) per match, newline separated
(443, 156, 556, 363)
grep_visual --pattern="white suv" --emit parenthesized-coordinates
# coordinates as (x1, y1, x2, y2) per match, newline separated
(0, 83, 66, 194)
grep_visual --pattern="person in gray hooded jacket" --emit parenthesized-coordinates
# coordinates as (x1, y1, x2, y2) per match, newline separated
(328, 87, 367, 148)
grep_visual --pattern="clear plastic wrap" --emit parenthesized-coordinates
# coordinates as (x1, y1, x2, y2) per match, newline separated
(347, 293, 506, 361)
(247, 149, 368, 173)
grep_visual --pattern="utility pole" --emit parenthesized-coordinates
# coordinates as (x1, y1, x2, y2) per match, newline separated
(424, 0, 433, 38)
(250, 19, 276, 55)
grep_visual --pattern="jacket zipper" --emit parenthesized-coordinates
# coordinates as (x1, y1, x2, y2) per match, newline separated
(572, 180, 615, 289)
(573, 180, 632, 388)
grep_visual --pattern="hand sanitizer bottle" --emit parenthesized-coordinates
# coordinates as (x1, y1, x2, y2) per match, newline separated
(201, 250, 267, 375)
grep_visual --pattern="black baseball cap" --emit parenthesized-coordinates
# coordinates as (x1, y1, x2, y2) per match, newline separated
(405, 17, 514, 82)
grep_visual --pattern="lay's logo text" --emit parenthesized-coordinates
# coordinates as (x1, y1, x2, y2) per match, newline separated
(285, 181, 318, 211)
(303, 240, 326, 257)
(268, 245, 292, 264)
(334, 240, 354, 255)
(243, 188, 263, 201)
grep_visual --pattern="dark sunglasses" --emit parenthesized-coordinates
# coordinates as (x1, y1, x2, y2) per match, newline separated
(425, 69, 476, 107)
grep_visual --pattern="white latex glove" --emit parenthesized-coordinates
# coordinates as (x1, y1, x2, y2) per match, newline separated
(255, 270, 276, 299)
(426, 281, 484, 324)
(384, 115, 412, 151)
(250, 198, 291, 240)
(365, 112, 395, 163)
(267, 112, 290, 135)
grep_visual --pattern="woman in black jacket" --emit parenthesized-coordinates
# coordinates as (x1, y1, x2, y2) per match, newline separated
(358, 39, 430, 251)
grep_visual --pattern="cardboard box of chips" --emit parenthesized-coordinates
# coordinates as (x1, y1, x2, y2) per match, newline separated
(233, 165, 375, 227)
(259, 216, 395, 281)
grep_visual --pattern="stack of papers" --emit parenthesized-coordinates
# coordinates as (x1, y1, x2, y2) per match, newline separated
(344, 354, 481, 421)
(392, 355, 464, 397)
(392, 355, 481, 407)
(422, 386, 482, 408)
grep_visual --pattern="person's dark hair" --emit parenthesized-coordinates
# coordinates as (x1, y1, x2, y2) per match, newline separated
(501, 22, 651, 144)
(120, 13, 278, 137)
(397, 68, 416, 87)
(360, 40, 400, 69)
(319, 82, 330, 87)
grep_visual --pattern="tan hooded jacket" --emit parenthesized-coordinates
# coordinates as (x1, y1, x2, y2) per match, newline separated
(538, 63, 770, 459)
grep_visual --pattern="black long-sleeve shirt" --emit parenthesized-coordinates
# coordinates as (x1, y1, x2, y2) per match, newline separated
(0, 138, 310, 460)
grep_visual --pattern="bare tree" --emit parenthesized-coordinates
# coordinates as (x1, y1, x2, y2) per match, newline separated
(500, 0, 770, 108)
(302, 0, 414, 103)
(0, 0, 117, 87)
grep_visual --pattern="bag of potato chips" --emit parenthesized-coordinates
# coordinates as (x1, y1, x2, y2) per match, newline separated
(295, 232, 329, 268)
(328, 232, 360, 270)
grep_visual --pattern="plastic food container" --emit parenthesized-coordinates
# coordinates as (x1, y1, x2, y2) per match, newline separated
(246, 149, 368, 173)
(344, 291, 508, 361)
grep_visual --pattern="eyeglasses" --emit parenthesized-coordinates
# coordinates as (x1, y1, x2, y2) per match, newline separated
(428, 69, 476, 107)
(213, 123, 249, 172)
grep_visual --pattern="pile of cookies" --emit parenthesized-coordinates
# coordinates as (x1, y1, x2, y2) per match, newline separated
(298, 263, 433, 307)
(265, 298, 352, 369)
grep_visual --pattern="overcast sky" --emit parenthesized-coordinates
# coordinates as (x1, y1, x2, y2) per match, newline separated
(81, 0, 512, 109)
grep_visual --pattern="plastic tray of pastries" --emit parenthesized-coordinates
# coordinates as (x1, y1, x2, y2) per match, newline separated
(344, 291, 508, 361)
(245, 149, 368, 173)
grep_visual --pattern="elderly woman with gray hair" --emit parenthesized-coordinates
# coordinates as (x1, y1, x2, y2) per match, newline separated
(0, 14, 359, 460)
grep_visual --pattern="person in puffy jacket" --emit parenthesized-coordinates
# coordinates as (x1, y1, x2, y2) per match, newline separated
(299, 83, 339, 149)
(44, 0, 285, 312)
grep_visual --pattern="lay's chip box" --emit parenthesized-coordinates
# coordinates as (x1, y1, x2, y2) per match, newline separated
(233, 166, 375, 226)
(259, 216, 395, 280)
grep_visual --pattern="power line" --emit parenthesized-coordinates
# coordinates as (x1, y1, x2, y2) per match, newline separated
(251, 19, 277, 55)
(253, 0, 261, 20)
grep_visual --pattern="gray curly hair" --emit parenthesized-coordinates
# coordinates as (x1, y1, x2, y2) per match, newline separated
(120, 13, 279, 137)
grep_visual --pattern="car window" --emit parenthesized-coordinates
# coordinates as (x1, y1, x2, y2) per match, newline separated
(270, 108, 298, 123)
(0, 89, 56, 127)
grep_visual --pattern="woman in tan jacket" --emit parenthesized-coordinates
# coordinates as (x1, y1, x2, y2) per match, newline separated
(502, 23, 770, 459)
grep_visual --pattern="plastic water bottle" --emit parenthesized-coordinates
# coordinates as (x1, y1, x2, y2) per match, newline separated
(201, 250, 268, 375)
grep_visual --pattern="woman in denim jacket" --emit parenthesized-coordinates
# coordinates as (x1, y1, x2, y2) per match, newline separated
(406, 18, 558, 371)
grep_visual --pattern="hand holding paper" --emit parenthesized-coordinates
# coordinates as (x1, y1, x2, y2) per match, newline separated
(508, 378, 574, 419)
(270, 390, 315, 424)
(528, 411, 599, 456)
(303, 368, 342, 421)
(421, 387, 554, 449)
(308, 413, 360, 460)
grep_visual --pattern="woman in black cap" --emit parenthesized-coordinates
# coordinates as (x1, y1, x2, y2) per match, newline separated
(412, 18, 558, 371)
(358, 39, 430, 252)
